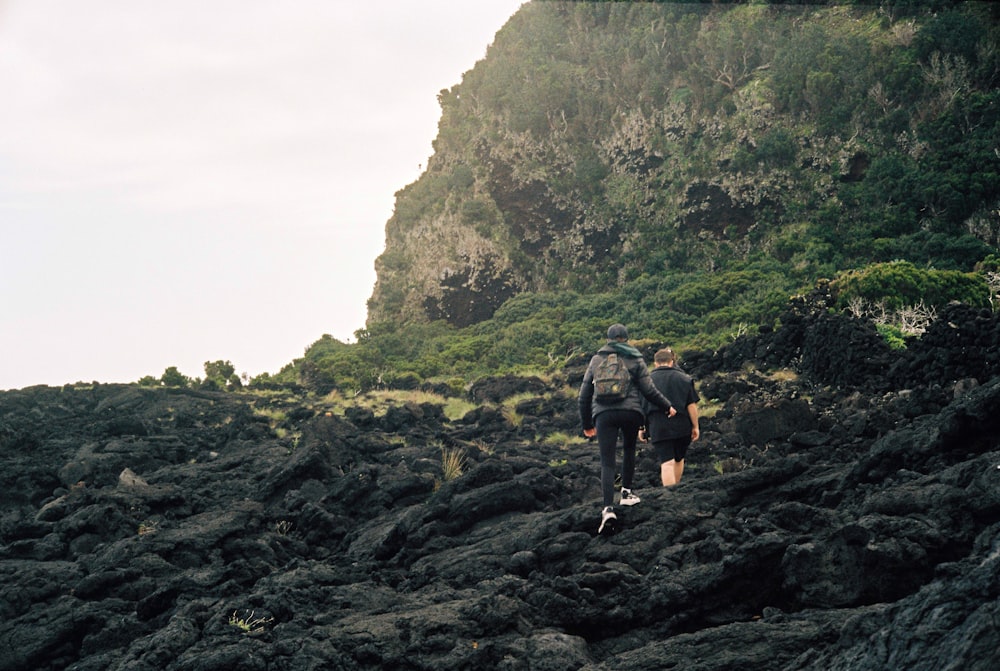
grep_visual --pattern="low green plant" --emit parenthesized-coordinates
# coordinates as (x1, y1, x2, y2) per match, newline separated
(542, 431, 586, 450)
(229, 609, 273, 634)
(443, 397, 478, 421)
(254, 406, 288, 424)
(507, 390, 544, 404)
(340, 389, 448, 418)
(712, 456, 751, 474)
(876, 323, 908, 350)
(699, 402, 722, 419)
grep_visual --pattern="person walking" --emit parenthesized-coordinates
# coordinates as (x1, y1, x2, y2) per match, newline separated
(642, 347, 700, 487)
(580, 324, 676, 534)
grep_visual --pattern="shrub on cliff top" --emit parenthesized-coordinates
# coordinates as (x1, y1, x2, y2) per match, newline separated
(833, 260, 990, 311)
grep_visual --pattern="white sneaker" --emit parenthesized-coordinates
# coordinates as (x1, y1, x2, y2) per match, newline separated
(620, 488, 641, 506)
(598, 506, 617, 535)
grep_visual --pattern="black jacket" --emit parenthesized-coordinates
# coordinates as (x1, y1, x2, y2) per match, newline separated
(579, 344, 674, 430)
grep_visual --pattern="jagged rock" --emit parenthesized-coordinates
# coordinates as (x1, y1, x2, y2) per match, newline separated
(468, 374, 548, 404)
(2, 308, 1000, 670)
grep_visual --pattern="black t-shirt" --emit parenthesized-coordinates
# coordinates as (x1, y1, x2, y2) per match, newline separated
(644, 366, 699, 440)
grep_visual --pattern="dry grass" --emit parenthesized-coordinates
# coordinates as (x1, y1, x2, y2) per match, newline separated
(698, 398, 723, 419)
(253, 406, 288, 424)
(766, 368, 799, 382)
(501, 406, 523, 427)
(326, 389, 449, 417)
(542, 430, 587, 450)
(713, 456, 752, 474)
(441, 447, 468, 481)
(443, 397, 477, 421)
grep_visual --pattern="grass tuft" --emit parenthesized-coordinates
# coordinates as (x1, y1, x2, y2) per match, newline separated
(441, 447, 467, 481)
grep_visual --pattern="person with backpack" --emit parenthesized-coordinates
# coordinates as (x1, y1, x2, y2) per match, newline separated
(641, 347, 700, 487)
(579, 323, 676, 534)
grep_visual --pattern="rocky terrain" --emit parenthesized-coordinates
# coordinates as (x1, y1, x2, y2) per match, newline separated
(2, 299, 999, 670)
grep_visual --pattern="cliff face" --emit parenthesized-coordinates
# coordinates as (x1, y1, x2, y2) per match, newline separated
(366, 1, 1000, 329)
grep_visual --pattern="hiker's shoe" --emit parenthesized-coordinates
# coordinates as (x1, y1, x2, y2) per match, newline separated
(598, 506, 618, 535)
(620, 488, 641, 506)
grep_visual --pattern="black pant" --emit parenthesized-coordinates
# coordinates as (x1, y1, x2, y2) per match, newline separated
(595, 409, 644, 508)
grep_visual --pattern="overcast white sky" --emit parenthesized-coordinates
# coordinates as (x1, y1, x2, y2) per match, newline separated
(0, 0, 524, 390)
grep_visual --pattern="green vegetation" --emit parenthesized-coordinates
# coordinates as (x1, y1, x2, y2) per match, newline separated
(329, 389, 445, 416)
(876, 323, 910, 351)
(146, 3, 1000, 395)
(138, 361, 243, 391)
(203, 360, 241, 390)
(542, 431, 587, 451)
(159, 366, 191, 388)
(713, 456, 753, 475)
(228, 610, 273, 635)
(379, 2, 997, 299)
(833, 260, 991, 311)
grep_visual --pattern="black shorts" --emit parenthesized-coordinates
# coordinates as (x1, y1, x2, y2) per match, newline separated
(653, 437, 690, 463)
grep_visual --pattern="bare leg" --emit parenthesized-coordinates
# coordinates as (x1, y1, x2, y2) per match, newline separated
(662, 459, 685, 486)
(661, 460, 677, 486)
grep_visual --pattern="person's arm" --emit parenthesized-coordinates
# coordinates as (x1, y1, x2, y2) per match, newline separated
(579, 359, 596, 434)
(635, 362, 676, 417)
(688, 402, 700, 441)
(638, 394, 651, 441)
(688, 380, 700, 440)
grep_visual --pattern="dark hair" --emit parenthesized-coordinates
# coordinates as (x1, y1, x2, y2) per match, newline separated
(607, 323, 629, 340)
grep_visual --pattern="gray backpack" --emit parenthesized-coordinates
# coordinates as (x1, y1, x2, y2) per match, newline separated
(593, 353, 631, 403)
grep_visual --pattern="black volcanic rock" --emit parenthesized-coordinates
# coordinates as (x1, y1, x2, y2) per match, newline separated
(2, 309, 1000, 670)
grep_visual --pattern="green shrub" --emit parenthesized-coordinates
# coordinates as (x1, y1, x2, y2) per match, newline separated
(160, 367, 191, 388)
(876, 323, 909, 350)
(834, 260, 990, 311)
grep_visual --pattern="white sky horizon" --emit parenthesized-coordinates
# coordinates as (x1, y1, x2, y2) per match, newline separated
(0, 1, 524, 391)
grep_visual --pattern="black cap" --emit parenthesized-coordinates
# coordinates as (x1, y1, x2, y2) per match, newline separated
(607, 323, 628, 340)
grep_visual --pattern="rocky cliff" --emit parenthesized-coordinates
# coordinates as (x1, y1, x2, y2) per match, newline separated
(2, 299, 999, 670)
(366, 1, 1000, 330)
